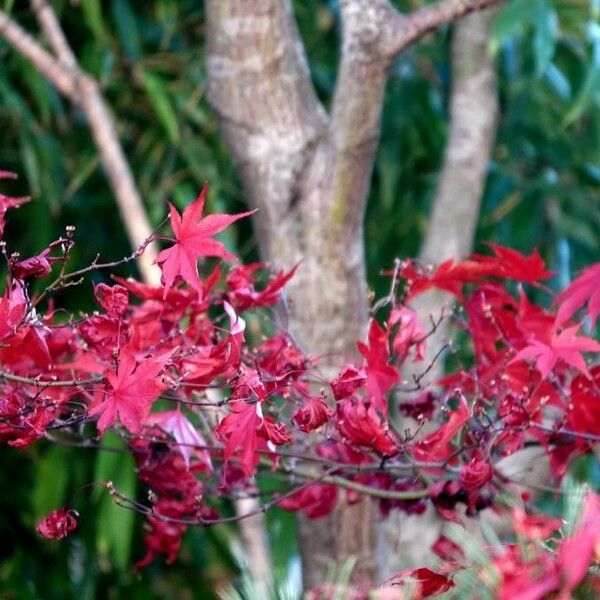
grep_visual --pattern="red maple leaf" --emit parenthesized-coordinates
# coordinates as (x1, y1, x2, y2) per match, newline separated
(92, 350, 171, 434)
(226, 262, 299, 312)
(387, 568, 454, 598)
(36, 508, 78, 540)
(399, 258, 484, 301)
(0, 280, 27, 341)
(472, 243, 554, 283)
(278, 483, 338, 518)
(357, 319, 399, 414)
(216, 400, 263, 476)
(509, 324, 600, 379)
(567, 366, 600, 436)
(411, 398, 470, 464)
(0, 171, 30, 238)
(147, 410, 213, 470)
(558, 493, 600, 592)
(292, 394, 333, 433)
(156, 183, 255, 297)
(555, 262, 600, 327)
(336, 397, 398, 456)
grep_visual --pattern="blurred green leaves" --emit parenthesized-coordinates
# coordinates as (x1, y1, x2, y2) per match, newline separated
(491, 0, 558, 76)
(140, 70, 181, 144)
(94, 432, 136, 572)
(33, 446, 70, 520)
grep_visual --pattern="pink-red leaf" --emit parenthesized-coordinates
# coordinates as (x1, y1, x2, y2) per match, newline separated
(147, 410, 212, 470)
(156, 183, 255, 297)
(92, 350, 171, 434)
(555, 262, 600, 327)
(357, 319, 399, 413)
(216, 400, 263, 476)
(510, 324, 600, 379)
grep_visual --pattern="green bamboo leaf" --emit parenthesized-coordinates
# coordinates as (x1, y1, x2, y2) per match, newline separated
(66, 155, 100, 199)
(532, 3, 558, 76)
(94, 431, 136, 571)
(490, 0, 538, 53)
(564, 23, 600, 125)
(491, 0, 557, 75)
(19, 132, 41, 197)
(140, 70, 181, 144)
(544, 63, 572, 101)
(111, 0, 141, 60)
(20, 66, 53, 125)
(32, 446, 70, 520)
(81, 0, 107, 41)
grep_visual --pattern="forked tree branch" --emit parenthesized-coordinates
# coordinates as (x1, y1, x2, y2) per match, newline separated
(0, 9, 76, 96)
(0, 5, 160, 284)
(321, 0, 505, 242)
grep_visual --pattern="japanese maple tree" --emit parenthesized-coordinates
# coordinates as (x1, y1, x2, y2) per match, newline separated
(2, 172, 600, 598)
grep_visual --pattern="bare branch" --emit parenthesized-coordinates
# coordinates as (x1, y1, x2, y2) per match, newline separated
(0, 9, 76, 96)
(30, 0, 76, 67)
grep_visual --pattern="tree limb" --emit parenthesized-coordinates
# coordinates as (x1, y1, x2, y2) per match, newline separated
(387, 0, 505, 57)
(0, 6, 160, 284)
(30, 0, 76, 67)
(0, 9, 76, 96)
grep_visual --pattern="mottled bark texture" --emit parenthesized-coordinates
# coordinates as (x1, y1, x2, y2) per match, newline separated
(378, 8, 499, 578)
(205, 0, 504, 588)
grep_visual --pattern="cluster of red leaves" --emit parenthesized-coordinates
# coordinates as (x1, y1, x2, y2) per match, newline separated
(36, 508, 78, 540)
(130, 427, 215, 568)
(438, 493, 600, 599)
(3, 172, 600, 591)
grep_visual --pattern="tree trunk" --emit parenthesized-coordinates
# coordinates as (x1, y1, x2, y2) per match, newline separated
(204, 0, 505, 588)
(205, 1, 390, 586)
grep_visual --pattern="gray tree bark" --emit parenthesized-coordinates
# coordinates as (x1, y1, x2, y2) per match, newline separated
(205, 0, 504, 588)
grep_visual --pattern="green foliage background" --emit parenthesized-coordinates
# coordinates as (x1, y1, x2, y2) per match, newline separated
(0, 0, 599, 597)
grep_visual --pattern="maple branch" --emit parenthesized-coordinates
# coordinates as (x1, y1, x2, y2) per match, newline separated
(279, 464, 429, 501)
(50, 426, 453, 475)
(532, 423, 600, 444)
(0, 372, 102, 388)
(32, 216, 167, 307)
(105, 454, 429, 531)
(106, 469, 338, 527)
(0, 6, 160, 284)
